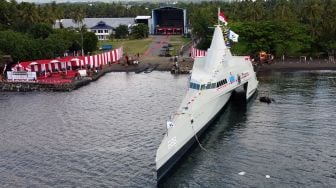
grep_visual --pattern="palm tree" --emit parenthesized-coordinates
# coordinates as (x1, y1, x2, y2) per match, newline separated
(18, 2, 39, 26)
(301, 0, 323, 38)
(71, 8, 85, 56)
(273, 0, 296, 22)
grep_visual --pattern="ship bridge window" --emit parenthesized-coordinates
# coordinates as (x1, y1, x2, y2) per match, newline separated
(201, 84, 206, 90)
(195, 84, 200, 90)
(211, 83, 216, 88)
(218, 81, 222, 87)
(217, 79, 228, 87)
(190, 82, 200, 90)
(206, 83, 211, 89)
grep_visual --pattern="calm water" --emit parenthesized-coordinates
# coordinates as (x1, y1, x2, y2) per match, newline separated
(0, 71, 336, 187)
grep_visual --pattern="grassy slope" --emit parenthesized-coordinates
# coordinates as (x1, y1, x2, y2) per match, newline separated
(98, 37, 153, 56)
(97, 35, 191, 56)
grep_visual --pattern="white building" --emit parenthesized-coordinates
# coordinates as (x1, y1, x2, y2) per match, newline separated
(88, 21, 113, 40)
(54, 18, 135, 40)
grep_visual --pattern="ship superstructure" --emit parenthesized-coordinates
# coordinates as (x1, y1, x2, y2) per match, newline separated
(156, 25, 258, 181)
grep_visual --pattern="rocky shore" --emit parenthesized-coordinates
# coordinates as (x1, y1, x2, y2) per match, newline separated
(257, 59, 336, 72)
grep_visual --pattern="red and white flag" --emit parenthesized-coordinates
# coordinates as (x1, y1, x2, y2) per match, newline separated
(218, 12, 228, 26)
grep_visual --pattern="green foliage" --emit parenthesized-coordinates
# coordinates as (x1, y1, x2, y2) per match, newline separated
(0, 30, 32, 61)
(28, 23, 53, 39)
(0, 0, 335, 59)
(229, 22, 311, 56)
(43, 33, 70, 58)
(83, 32, 98, 54)
(189, 0, 335, 57)
(130, 24, 148, 39)
(190, 6, 216, 49)
(114, 25, 129, 39)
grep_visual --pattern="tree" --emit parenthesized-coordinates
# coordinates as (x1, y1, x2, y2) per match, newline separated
(190, 6, 216, 50)
(272, 0, 297, 22)
(115, 25, 129, 39)
(130, 24, 148, 39)
(16, 2, 40, 32)
(28, 23, 53, 39)
(83, 32, 98, 54)
(0, 0, 11, 30)
(71, 7, 85, 55)
(43, 32, 72, 58)
(0, 30, 32, 61)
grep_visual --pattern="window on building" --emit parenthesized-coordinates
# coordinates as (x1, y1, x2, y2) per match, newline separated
(104, 30, 108, 33)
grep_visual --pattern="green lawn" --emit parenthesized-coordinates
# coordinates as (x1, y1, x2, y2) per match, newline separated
(98, 38, 153, 56)
(168, 36, 191, 56)
(97, 36, 190, 56)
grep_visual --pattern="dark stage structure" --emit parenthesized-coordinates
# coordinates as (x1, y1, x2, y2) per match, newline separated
(151, 6, 187, 35)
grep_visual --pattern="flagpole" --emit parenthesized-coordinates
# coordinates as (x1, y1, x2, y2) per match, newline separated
(218, 7, 220, 25)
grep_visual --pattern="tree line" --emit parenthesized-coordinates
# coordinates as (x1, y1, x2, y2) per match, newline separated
(187, 0, 336, 57)
(0, 0, 335, 67)
(0, 0, 97, 69)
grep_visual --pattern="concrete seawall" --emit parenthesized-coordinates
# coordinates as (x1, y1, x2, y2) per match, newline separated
(2, 57, 336, 92)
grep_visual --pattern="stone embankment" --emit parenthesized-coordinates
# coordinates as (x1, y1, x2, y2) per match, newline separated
(3, 56, 334, 92)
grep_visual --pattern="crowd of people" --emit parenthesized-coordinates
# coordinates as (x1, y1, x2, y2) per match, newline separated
(123, 53, 141, 66)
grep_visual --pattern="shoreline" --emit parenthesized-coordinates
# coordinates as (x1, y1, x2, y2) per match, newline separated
(256, 60, 336, 72)
(1, 58, 336, 92)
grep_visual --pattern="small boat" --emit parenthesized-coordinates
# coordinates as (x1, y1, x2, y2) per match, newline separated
(156, 25, 259, 181)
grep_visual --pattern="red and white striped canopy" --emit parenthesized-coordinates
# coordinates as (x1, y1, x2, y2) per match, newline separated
(14, 47, 124, 72)
(191, 46, 207, 58)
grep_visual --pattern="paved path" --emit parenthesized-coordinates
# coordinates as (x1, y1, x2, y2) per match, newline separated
(143, 35, 170, 57)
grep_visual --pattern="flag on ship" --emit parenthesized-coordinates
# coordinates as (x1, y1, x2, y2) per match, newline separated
(228, 30, 239, 42)
(218, 11, 228, 26)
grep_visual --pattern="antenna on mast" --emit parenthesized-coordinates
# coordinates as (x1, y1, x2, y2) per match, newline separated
(218, 7, 220, 26)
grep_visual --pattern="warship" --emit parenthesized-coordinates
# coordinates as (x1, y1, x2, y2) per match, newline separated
(156, 25, 259, 181)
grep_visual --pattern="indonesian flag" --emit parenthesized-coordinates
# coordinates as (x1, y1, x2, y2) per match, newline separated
(218, 12, 228, 26)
